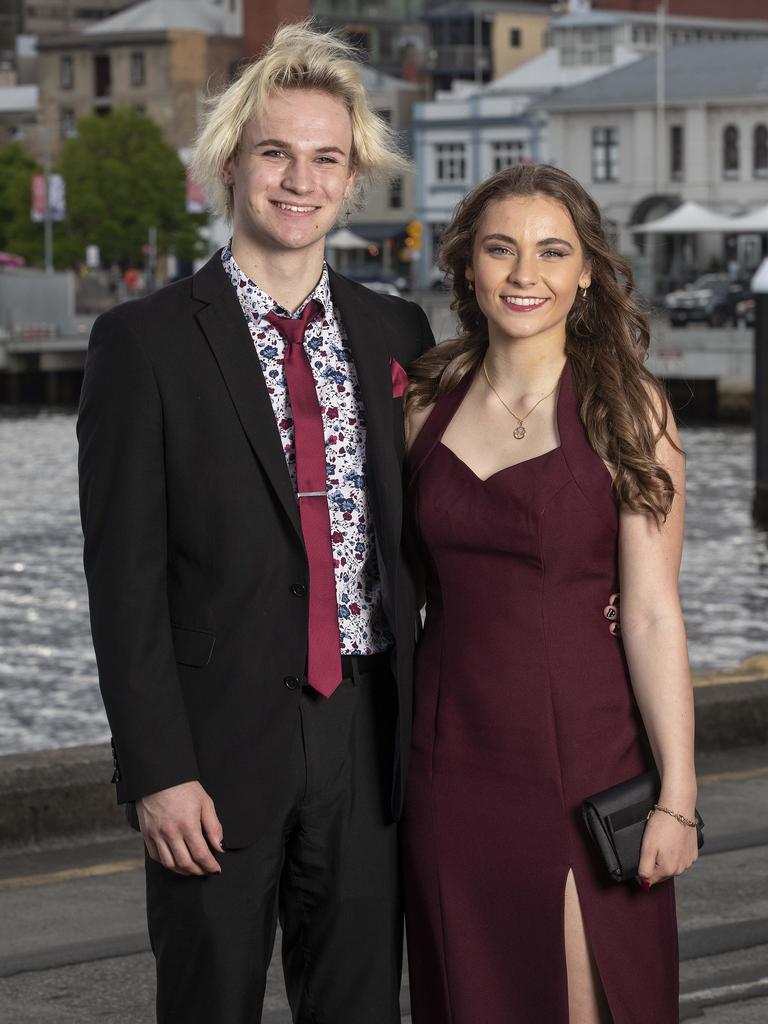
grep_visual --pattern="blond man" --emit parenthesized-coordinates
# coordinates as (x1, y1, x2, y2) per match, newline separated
(78, 24, 434, 1023)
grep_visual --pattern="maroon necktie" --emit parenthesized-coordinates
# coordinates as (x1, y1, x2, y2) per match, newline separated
(265, 301, 342, 698)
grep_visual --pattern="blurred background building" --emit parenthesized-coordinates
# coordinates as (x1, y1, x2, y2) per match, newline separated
(0, 0, 767, 291)
(35, 0, 244, 158)
(411, 4, 768, 284)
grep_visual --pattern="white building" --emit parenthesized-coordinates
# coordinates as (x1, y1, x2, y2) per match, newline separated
(539, 38, 768, 287)
(547, 7, 768, 65)
(411, 28, 643, 286)
(411, 9, 768, 285)
(0, 84, 38, 146)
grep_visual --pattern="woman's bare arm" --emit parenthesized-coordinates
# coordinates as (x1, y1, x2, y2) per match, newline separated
(617, 404, 699, 886)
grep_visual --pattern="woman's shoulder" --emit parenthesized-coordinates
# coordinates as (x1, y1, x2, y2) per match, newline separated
(405, 401, 435, 454)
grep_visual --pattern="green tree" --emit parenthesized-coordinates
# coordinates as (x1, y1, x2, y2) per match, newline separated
(0, 143, 45, 265)
(55, 108, 207, 269)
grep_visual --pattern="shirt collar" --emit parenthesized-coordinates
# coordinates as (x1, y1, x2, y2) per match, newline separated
(222, 242, 330, 324)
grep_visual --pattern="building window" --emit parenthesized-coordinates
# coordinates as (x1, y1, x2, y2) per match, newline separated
(345, 28, 370, 55)
(60, 108, 76, 140)
(389, 176, 403, 209)
(130, 51, 145, 87)
(510, 28, 522, 47)
(604, 218, 619, 248)
(491, 140, 524, 173)
(754, 124, 768, 177)
(94, 54, 111, 98)
(670, 124, 684, 181)
(723, 124, 739, 178)
(591, 127, 619, 182)
(60, 55, 74, 89)
(431, 223, 447, 255)
(435, 143, 466, 182)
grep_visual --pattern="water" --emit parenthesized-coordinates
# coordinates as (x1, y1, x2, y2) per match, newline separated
(1, 410, 767, 755)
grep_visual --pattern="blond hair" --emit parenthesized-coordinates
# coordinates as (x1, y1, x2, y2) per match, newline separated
(190, 20, 409, 221)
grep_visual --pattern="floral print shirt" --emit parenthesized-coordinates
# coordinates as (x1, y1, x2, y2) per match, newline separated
(222, 245, 392, 655)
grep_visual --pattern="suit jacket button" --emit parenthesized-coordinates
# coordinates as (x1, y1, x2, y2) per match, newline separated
(283, 675, 301, 690)
(290, 583, 307, 597)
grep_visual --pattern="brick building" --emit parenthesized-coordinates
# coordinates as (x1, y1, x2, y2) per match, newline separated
(245, 0, 310, 60)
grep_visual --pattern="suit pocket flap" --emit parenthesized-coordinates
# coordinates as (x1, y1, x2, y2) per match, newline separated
(171, 624, 216, 667)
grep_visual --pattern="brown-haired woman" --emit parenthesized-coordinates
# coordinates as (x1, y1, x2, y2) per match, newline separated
(400, 164, 699, 1023)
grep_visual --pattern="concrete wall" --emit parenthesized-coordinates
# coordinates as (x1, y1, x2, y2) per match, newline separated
(0, 269, 75, 333)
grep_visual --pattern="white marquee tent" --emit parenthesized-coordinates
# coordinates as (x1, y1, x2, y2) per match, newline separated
(633, 201, 768, 234)
(729, 204, 768, 232)
(631, 201, 736, 234)
(326, 228, 374, 250)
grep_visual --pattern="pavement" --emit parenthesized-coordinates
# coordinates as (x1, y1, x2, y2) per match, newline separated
(1, 743, 767, 1023)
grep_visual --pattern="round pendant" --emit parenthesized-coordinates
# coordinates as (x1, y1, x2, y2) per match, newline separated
(513, 424, 527, 440)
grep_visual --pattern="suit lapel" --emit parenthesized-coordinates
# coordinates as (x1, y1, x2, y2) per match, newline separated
(328, 269, 402, 575)
(191, 253, 302, 542)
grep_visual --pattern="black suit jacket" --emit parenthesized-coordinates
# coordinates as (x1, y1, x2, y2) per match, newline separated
(77, 251, 435, 848)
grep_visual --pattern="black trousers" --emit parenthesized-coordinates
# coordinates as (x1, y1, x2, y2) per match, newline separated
(145, 660, 402, 1024)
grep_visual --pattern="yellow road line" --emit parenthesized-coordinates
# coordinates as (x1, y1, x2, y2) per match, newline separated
(693, 654, 768, 688)
(698, 764, 768, 785)
(0, 858, 144, 891)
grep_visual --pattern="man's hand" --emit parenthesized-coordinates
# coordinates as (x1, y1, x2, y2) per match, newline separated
(604, 592, 620, 636)
(136, 781, 224, 876)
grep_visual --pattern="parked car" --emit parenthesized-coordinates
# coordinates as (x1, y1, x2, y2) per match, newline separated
(428, 266, 451, 291)
(347, 271, 409, 294)
(665, 274, 751, 327)
(735, 296, 755, 328)
(358, 279, 402, 298)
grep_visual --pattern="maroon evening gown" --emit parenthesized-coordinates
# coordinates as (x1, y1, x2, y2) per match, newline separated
(401, 359, 678, 1023)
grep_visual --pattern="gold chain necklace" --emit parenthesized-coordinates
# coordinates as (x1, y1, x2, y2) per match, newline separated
(482, 359, 560, 440)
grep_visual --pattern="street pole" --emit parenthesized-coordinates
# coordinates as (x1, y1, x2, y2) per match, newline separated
(42, 127, 53, 274)
(474, 9, 482, 86)
(752, 258, 768, 524)
(655, 1, 667, 193)
(144, 226, 158, 293)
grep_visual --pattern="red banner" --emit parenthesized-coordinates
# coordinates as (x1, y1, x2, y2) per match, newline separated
(186, 170, 207, 214)
(30, 174, 47, 222)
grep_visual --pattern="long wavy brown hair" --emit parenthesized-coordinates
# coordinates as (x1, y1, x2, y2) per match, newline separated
(406, 164, 677, 523)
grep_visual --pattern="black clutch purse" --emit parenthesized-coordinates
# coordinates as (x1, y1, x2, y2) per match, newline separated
(581, 769, 704, 883)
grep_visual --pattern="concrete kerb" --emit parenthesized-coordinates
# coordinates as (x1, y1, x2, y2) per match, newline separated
(692, 655, 768, 752)
(0, 744, 126, 851)
(1, 658, 766, 851)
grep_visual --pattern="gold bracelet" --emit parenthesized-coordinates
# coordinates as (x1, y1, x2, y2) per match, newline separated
(646, 804, 698, 829)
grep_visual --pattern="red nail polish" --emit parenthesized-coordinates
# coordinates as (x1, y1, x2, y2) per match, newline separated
(641, 880, 651, 892)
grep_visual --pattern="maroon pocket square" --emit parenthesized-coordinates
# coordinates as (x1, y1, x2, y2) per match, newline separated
(390, 357, 409, 399)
